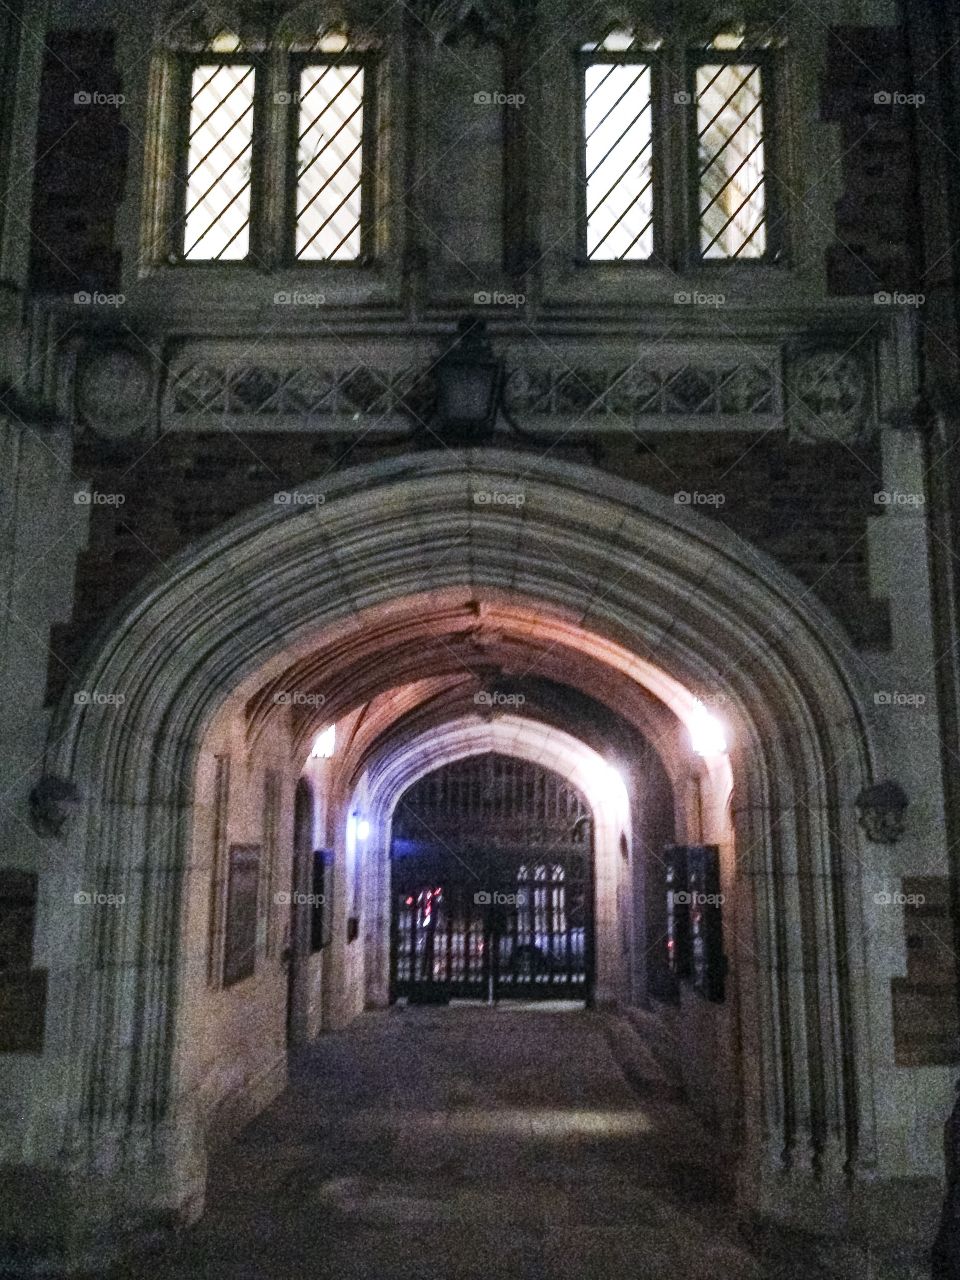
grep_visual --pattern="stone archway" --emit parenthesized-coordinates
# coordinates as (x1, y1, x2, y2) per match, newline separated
(40, 449, 878, 1248)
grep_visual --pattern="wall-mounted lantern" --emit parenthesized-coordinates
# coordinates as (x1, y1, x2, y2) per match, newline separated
(433, 316, 504, 443)
(347, 812, 370, 843)
(688, 698, 728, 757)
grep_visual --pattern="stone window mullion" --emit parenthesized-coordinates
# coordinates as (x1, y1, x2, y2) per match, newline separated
(142, 49, 186, 267)
(662, 39, 693, 270)
(249, 47, 288, 266)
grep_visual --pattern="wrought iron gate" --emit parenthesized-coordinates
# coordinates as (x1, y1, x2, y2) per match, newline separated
(390, 754, 594, 1002)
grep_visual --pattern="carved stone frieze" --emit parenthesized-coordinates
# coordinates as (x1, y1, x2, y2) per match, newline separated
(165, 353, 780, 428)
(504, 359, 776, 418)
(169, 362, 423, 418)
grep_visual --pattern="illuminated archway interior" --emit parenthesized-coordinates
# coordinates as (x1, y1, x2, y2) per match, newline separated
(188, 590, 734, 1100)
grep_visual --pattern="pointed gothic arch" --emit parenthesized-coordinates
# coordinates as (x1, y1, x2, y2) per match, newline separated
(39, 448, 879, 1239)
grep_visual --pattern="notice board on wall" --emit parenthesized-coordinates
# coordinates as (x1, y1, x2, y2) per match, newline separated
(223, 844, 260, 987)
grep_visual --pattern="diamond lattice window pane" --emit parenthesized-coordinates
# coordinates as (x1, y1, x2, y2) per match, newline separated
(696, 62, 766, 259)
(295, 62, 365, 261)
(583, 63, 653, 260)
(183, 63, 255, 260)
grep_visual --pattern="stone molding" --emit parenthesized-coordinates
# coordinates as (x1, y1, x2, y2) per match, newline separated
(162, 0, 792, 46)
(39, 319, 897, 442)
(161, 0, 402, 48)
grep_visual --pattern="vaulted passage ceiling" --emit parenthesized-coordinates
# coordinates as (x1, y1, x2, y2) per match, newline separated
(242, 594, 692, 794)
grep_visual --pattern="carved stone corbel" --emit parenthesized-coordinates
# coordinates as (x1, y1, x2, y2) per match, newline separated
(854, 780, 908, 844)
(29, 775, 81, 839)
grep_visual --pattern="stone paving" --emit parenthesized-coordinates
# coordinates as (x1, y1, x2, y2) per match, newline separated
(105, 1006, 904, 1280)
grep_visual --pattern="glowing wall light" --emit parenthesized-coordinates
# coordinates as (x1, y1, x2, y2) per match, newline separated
(310, 724, 335, 759)
(584, 758, 630, 815)
(347, 813, 370, 843)
(688, 699, 728, 757)
(601, 763, 630, 812)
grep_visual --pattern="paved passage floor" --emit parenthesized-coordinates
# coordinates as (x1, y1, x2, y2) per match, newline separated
(107, 1007, 893, 1280)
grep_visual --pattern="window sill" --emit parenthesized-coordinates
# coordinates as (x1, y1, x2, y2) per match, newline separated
(541, 257, 821, 310)
(127, 257, 403, 313)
